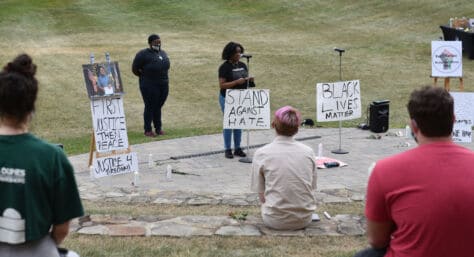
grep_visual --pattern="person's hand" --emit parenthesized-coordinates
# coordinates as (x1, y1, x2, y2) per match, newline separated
(236, 78, 246, 85)
(248, 76, 254, 82)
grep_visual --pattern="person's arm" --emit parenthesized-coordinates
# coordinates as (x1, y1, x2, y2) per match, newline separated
(132, 52, 144, 76)
(51, 221, 70, 245)
(366, 219, 395, 249)
(219, 77, 246, 90)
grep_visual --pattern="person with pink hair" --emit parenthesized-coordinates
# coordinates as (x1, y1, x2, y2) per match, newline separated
(251, 106, 318, 230)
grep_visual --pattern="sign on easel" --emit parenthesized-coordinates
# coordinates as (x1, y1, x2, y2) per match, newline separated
(450, 92, 474, 143)
(82, 61, 124, 98)
(223, 89, 271, 129)
(432, 41, 462, 78)
(316, 80, 361, 122)
(91, 152, 139, 178)
(82, 53, 138, 178)
(90, 97, 129, 152)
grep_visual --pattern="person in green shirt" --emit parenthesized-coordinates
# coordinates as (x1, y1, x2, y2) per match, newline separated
(0, 54, 84, 256)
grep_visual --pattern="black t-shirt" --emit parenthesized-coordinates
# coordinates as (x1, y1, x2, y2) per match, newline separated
(218, 61, 249, 97)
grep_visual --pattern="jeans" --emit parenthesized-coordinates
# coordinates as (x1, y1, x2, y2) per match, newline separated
(219, 94, 241, 150)
(140, 84, 169, 133)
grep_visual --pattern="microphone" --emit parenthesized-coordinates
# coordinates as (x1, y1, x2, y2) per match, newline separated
(240, 54, 252, 58)
(333, 48, 345, 53)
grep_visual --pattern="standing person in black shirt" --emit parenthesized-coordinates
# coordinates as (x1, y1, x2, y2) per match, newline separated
(132, 34, 170, 137)
(218, 41, 255, 159)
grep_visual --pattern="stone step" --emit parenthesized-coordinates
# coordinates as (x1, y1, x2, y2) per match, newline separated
(71, 214, 366, 237)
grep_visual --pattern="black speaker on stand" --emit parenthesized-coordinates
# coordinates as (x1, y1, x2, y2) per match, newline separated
(369, 100, 390, 133)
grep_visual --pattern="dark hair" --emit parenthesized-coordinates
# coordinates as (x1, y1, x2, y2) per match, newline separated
(0, 54, 38, 126)
(148, 34, 160, 44)
(407, 86, 454, 137)
(221, 42, 244, 60)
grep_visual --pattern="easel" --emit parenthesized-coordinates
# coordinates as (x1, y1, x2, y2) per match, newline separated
(433, 76, 464, 91)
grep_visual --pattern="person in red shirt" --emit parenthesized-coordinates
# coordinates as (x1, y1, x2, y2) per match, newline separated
(354, 86, 474, 257)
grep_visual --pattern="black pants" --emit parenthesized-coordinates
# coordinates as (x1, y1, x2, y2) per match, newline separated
(140, 84, 169, 133)
(353, 247, 387, 257)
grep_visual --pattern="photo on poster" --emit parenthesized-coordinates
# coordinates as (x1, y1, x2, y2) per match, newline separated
(82, 61, 124, 98)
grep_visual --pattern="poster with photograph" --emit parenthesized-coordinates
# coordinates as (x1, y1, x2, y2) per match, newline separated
(82, 61, 124, 98)
(431, 41, 462, 78)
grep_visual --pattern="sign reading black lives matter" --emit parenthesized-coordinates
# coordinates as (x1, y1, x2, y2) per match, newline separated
(316, 80, 361, 122)
(223, 89, 271, 129)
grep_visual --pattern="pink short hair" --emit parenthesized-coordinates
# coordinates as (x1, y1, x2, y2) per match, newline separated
(273, 106, 301, 136)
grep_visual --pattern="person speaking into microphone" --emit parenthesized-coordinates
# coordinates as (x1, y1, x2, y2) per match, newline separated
(218, 41, 255, 159)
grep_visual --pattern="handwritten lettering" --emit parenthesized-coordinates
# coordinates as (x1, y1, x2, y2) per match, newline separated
(91, 98, 129, 152)
(223, 89, 271, 129)
(317, 80, 361, 122)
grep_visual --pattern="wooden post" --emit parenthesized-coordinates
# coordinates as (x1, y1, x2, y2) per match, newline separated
(433, 77, 464, 91)
(88, 131, 95, 167)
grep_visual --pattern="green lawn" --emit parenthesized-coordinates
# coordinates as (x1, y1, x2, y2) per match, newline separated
(1, 0, 473, 155)
(1, 1, 474, 255)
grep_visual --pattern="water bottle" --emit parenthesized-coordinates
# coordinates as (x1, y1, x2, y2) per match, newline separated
(148, 154, 153, 169)
(133, 171, 140, 186)
(166, 164, 172, 181)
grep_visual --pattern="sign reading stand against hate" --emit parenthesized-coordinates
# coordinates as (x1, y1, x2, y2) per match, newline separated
(316, 80, 361, 122)
(223, 89, 270, 129)
(431, 41, 462, 78)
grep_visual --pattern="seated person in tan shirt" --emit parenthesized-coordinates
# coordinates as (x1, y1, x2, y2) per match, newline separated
(251, 106, 318, 230)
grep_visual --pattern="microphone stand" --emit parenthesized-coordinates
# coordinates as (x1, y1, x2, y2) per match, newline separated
(239, 55, 253, 163)
(331, 48, 349, 154)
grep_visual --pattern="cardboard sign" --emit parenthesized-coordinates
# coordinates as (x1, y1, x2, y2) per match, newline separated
(450, 92, 474, 143)
(223, 89, 271, 129)
(432, 41, 462, 77)
(92, 152, 138, 178)
(90, 97, 129, 152)
(316, 80, 361, 122)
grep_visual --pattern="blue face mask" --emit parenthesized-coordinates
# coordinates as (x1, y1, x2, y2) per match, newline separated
(152, 44, 161, 52)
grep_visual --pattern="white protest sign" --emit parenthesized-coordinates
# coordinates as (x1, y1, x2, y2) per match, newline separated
(92, 152, 138, 178)
(90, 97, 129, 152)
(223, 89, 271, 129)
(316, 80, 361, 122)
(450, 92, 474, 143)
(452, 119, 472, 143)
(432, 41, 462, 77)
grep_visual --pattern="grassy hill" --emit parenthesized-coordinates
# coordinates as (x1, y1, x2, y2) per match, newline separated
(0, 0, 473, 154)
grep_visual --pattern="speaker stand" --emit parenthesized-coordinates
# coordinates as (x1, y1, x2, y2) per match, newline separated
(331, 120, 348, 154)
(239, 55, 253, 163)
(331, 49, 349, 154)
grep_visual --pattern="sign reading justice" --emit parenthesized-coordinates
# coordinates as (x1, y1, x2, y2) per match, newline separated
(90, 97, 129, 153)
(223, 89, 271, 129)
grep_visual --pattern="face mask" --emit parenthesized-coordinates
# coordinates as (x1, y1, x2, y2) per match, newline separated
(152, 44, 161, 52)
